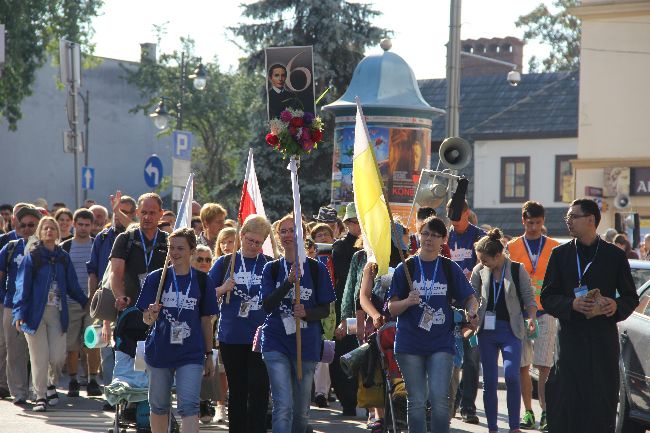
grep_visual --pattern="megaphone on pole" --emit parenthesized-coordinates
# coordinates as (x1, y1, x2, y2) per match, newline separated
(439, 136, 472, 170)
(614, 193, 631, 210)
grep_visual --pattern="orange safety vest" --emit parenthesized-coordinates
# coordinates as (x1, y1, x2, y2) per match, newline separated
(507, 236, 560, 310)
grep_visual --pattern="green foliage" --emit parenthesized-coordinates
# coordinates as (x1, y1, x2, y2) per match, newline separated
(123, 38, 261, 215)
(0, 0, 103, 130)
(516, 0, 581, 72)
(230, 0, 389, 220)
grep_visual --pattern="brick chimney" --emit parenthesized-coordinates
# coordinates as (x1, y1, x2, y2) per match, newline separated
(460, 36, 523, 77)
(140, 43, 157, 63)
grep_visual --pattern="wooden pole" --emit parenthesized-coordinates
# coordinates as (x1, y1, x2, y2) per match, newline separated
(294, 271, 302, 380)
(154, 249, 171, 305)
(225, 220, 240, 304)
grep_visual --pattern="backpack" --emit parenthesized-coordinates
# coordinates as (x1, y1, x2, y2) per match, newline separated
(4, 239, 21, 273)
(476, 260, 525, 311)
(29, 244, 69, 281)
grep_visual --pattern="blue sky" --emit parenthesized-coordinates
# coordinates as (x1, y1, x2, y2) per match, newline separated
(92, 0, 554, 79)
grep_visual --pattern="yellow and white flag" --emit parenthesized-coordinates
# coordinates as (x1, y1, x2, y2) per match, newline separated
(353, 100, 391, 276)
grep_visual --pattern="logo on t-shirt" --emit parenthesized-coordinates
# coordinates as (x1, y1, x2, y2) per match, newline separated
(234, 270, 262, 286)
(285, 287, 312, 301)
(450, 248, 473, 262)
(161, 289, 198, 311)
(413, 279, 447, 297)
(13, 254, 24, 268)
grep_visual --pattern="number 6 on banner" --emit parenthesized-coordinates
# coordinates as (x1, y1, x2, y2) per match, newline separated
(285, 51, 312, 93)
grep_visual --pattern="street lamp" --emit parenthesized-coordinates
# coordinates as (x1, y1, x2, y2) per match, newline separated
(149, 53, 207, 131)
(460, 51, 521, 86)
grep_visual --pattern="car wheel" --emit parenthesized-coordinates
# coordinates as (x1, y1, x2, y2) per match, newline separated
(616, 372, 646, 433)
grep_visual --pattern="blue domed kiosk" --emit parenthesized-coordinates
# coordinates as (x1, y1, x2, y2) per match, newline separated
(322, 41, 444, 221)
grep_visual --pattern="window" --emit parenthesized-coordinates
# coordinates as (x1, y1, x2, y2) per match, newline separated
(501, 157, 530, 203)
(555, 155, 576, 202)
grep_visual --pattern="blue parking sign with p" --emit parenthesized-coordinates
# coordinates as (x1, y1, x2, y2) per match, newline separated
(173, 131, 193, 160)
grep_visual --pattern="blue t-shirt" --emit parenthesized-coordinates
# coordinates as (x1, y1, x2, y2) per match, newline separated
(260, 257, 336, 362)
(0, 239, 26, 307)
(387, 256, 474, 356)
(209, 253, 269, 344)
(448, 224, 486, 276)
(136, 267, 218, 368)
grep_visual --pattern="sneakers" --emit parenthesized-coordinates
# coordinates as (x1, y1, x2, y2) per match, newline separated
(314, 393, 328, 408)
(86, 379, 102, 396)
(215, 404, 226, 423)
(461, 410, 479, 424)
(539, 411, 548, 432)
(68, 379, 80, 397)
(46, 385, 59, 406)
(520, 410, 536, 429)
(33, 398, 47, 412)
(13, 397, 27, 405)
(199, 400, 214, 424)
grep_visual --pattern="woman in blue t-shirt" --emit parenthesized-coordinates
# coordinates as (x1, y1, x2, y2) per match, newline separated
(471, 229, 536, 433)
(387, 216, 479, 433)
(209, 214, 272, 433)
(260, 214, 336, 433)
(138, 228, 218, 433)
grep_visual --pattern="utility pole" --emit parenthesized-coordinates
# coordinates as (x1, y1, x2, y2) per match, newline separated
(445, 0, 461, 139)
(81, 90, 90, 202)
(60, 39, 82, 209)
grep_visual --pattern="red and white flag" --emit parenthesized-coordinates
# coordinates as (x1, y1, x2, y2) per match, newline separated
(239, 148, 273, 256)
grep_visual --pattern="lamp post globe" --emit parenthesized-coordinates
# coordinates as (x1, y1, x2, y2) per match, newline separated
(190, 62, 207, 91)
(149, 99, 171, 130)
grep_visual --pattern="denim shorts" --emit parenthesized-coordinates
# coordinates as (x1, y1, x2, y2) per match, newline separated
(148, 363, 203, 418)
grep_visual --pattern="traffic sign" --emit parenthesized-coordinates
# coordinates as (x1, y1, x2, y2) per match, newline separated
(173, 130, 193, 160)
(144, 155, 163, 188)
(81, 166, 94, 190)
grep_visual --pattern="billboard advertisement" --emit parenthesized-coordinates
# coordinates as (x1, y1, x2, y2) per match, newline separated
(331, 124, 431, 211)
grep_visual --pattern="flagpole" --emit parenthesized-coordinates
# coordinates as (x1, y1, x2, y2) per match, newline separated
(225, 221, 239, 304)
(355, 97, 414, 291)
(290, 155, 303, 380)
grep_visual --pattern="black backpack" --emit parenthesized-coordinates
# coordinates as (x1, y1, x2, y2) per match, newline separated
(29, 244, 70, 281)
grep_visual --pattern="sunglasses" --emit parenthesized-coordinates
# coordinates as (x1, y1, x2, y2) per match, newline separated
(195, 257, 212, 264)
(20, 222, 36, 229)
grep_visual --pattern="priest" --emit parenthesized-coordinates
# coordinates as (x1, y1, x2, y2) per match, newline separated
(541, 198, 639, 433)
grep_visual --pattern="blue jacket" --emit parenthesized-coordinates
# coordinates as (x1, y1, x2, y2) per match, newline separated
(0, 238, 26, 307)
(86, 226, 119, 280)
(13, 243, 88, 334)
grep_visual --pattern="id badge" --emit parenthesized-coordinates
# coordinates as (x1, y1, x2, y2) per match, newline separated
(138, 273, 147, 289)
(238, 301, 251, 318)
(573, 285, 588, 298)
(418, 306, 435, 331)
(47, 281, 60, 307)
(484, 311, 496, 330)
(281, 314, 296, 335)
(170, 324, 184, 345)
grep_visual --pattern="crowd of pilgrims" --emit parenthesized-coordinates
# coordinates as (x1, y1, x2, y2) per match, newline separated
(0, 193, 641, 433)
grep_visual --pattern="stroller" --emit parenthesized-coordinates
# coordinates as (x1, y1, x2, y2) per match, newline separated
(375, 322, 408, 433)
(104, 306, 179, 433)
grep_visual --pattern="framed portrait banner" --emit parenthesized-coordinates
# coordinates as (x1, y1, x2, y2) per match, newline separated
(265, 46, 316, 121)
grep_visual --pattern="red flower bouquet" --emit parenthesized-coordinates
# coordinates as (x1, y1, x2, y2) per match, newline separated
(266, 108, 324, 156)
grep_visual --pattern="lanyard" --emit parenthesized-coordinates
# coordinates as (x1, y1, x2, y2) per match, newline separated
(523, 236, 544, 273)
(138, 229, 158, 272)
(239, 253, 259, 295)
(575, 238, 600, 286)
(417, 256, 439, 304)
(492, 264, 506, 312)
(171, 267, 192, 319)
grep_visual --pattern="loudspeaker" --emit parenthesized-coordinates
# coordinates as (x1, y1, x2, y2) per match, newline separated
(439, 137, 471, 170)
(415, 182, 447, 208)
(614, 193, 630, 210)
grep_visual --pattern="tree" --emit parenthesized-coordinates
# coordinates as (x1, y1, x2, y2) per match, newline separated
(0, 0, 103, 130)
(230, 0, 389, 220)
(516, 0, 581, 72)
(123, 38, 261, 214)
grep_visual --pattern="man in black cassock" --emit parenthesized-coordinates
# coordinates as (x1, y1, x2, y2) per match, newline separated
(541, 198, 639, 433)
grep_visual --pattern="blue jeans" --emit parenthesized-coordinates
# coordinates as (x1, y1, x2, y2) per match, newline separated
(478, 320, 522, 431)
(395, 351, 454, 433)
(148, 363, 203, 418)
(460, 338, 480, 413)
(263, 350, 316, 433)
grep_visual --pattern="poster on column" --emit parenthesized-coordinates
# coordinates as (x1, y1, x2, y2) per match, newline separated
(265, 46, 316, 121)
(331, 124, 431, 206)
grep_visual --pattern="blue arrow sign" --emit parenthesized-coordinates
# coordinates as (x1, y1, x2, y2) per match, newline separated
(81, 166, 94, 190)
(144, 154, 163, 188)
(173, 130, 193, 161)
